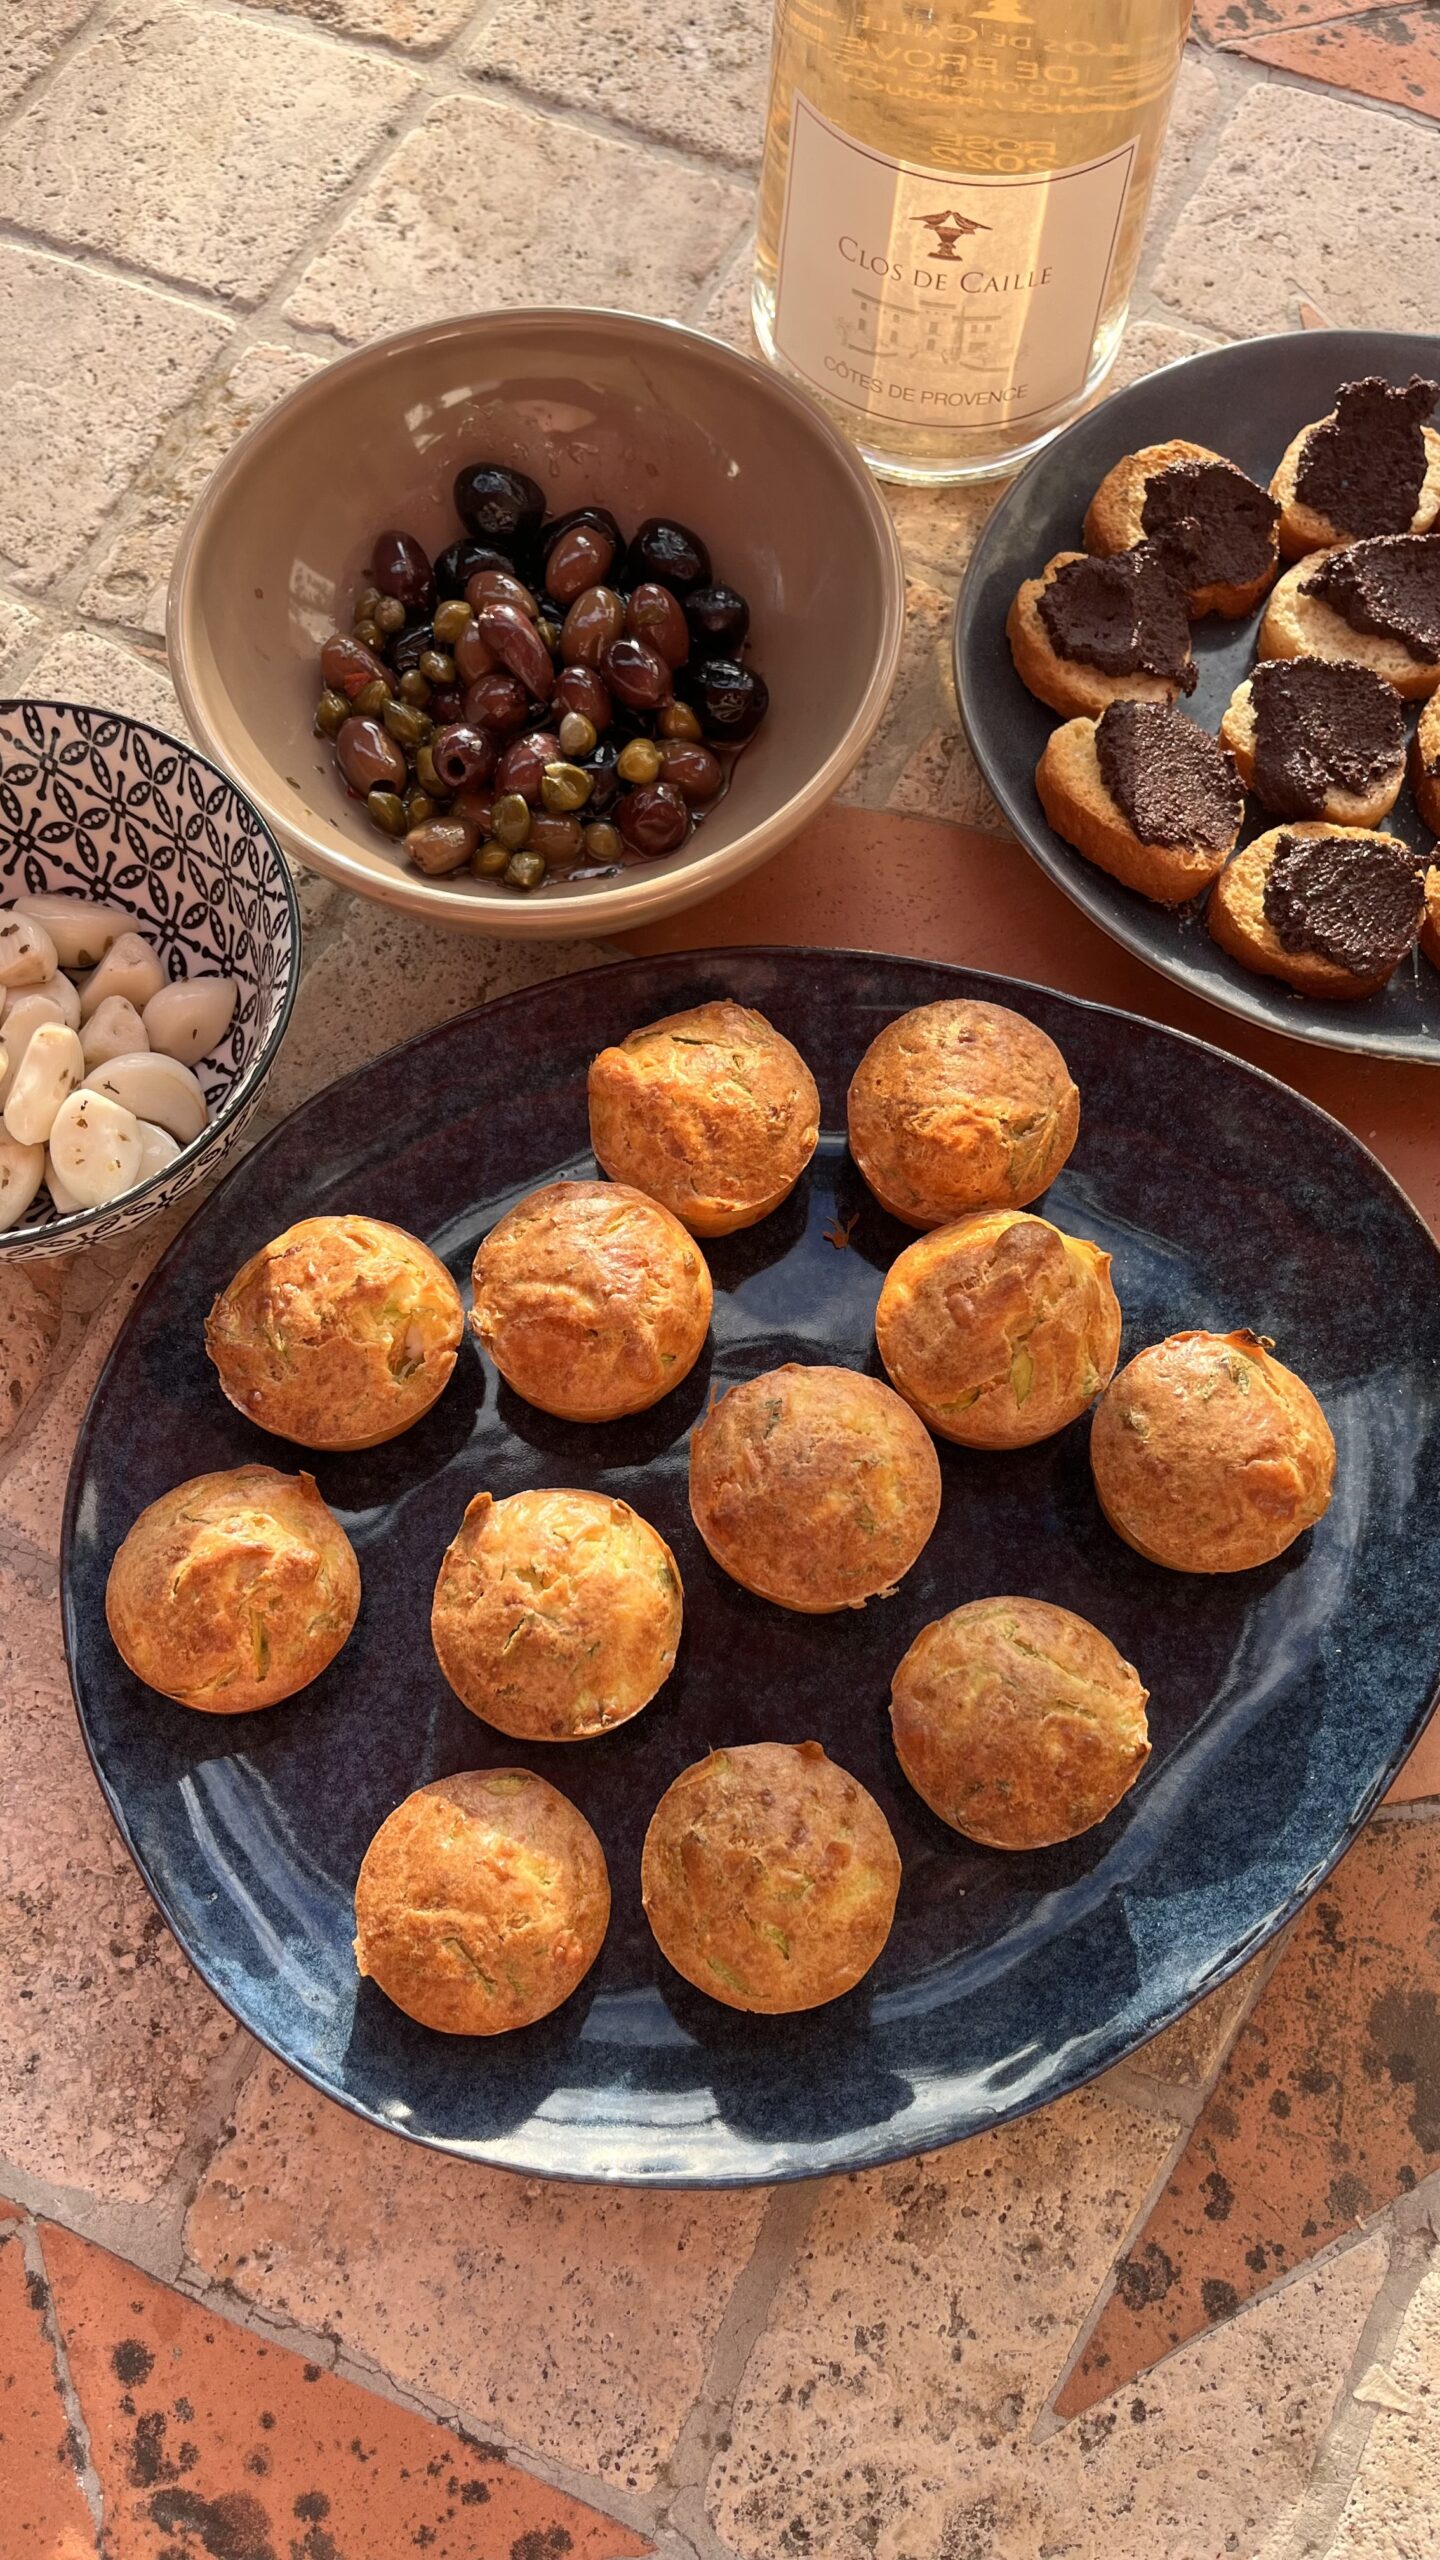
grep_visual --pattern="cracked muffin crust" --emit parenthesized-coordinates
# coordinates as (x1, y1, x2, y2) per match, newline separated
(470, 1177, 712, 1421)
(876, 1209, 1120, 1449)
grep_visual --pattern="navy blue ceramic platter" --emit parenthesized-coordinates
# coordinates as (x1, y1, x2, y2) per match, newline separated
(956, 329, 1440, 1063)
(62, 946, 1440, 2185)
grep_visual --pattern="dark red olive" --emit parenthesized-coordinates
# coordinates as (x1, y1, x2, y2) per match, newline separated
(427, 684, 466, 727)
(453, 617, 495, 686)
(553, 663, 612, 730)
(495, 727, 562, 802)
(434, 538, 514, 600)
(335, 716, 407, 795)
(658, 740, 723, 803)
(370, 530, 435, 614)
(528, 812, 585, 870)
(453, 463, 546, 551)
(624, 517, 711, 595)
(684, 656, 769, 743)
(450, 788, 495, 835)
(541, 506, 623, 568)
(581, 739, 620, 813)
(543, 519, 619, 605)
(405, 816, 478, 877)
(430, 723, 497, 791)
(473, 602, 554, 701)
(560, 585, 626, 668)
(617, 780, 689, 856)
(465, 669, 530, 734)
(602, 635, 672, 712)
(465, 567, 538, 620)
(626, 582, 689, 669)
(686, 584, 749, 653)
(321, 632, 390, 699)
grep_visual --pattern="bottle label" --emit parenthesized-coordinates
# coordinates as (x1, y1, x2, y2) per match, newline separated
(773, 94, 1136, 432)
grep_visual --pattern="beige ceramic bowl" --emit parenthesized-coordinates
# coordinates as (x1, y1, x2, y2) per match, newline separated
(168, 309, 906, 939)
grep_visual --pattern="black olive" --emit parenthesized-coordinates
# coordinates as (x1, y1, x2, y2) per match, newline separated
(387, 622, 436, 677)
(601, 634, 672, 712)
(686, 583, 749, 654)
(623, 516, 712, 596)
(616, 780, 689, 856)
(370, 530, 435, 615)
(452, 463, 546, 552)
(684, 656, 769, 744)
(581, 739, 620, 813)
(434, 537, 516, 600)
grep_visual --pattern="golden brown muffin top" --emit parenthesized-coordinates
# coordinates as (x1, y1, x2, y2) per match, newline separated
(689, 1362, 941, 1613)
(104, 1464, 359, 1714)
(471, 1179, 712, 1423)
(876, 1209, 1120, 1449)
(205, 1214, 463, 1451)
(431, 1487, 682, 1740)
(890, 1595, 1150, 1851)
(353, 1769, 610, 2036)
(587, 1000, 820, 1236)
(641, 1741, 900, 2013)
(848, 1000, 1080, 1229)
(1090, 1329, 1336, 1574)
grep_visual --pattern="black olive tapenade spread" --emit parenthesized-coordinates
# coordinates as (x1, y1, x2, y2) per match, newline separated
(1096, 700, 1242, 849)
(1262, 830, 1422, 977)
(1037, 548, 1197, 690)
(1248, 658, 1405, 818)
(1295, 375, 1439, 540)
(1139, 458, 1280, 593)
(1302, 534, 1440, 663)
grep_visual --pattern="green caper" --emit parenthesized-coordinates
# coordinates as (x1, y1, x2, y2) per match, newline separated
(540, 760, 592, 814)
(415, 744, 442, 795)
(398, 669, 431, 706)
(366, 788, 408, 838)
(473, 839, 511, 877)
(492, 791, 532, 850)
(418, 649, 455, 685)
(557, 711, 597, 761)
(659, 700, 703, 743)
(384, 698, 433, 748)
(353, 618, 383, 651)
(353, 675, 392, 717)
(405, 789, 437, 826)
(313, 687, 349, 738)
(582, 820, 623, 864)
(373, 595, 407, 635)
(537, 619, 563, 657)
(617, 737, 663, 785)
(352, 584, 381, 624)
(505, 849, 548, 891)
(432, 597, 473, 646)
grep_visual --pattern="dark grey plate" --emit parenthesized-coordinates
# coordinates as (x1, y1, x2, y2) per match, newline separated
(955, 329, 1440, 1061)
(60, 948, 1440, 2185)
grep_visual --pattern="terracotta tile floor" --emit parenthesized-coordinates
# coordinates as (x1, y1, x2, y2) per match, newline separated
(1, 6, 1439, 2557)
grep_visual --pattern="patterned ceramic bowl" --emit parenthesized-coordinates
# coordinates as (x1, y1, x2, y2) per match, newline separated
(0, 699, 299, 1261)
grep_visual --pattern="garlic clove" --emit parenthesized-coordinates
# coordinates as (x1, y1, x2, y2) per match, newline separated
(141, 975, 237, 1069)
(3, 1020, 84, 1147)
(0, 1136, 45, 1233)
(0, 912, 59, 989)
(80, 994, 150, 1073)
(82, 1049, 207, 1144)
(47, 1089, 144, 1208)
(11, 895, 137, 974)
(78, 932, 165, 1023)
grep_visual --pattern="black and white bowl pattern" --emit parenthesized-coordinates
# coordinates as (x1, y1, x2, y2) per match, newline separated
(0, 700, 299, 1261)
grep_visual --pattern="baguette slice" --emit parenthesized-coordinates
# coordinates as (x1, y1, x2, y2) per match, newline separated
(1220, 663, 1405, 827)
(1007, 551, 1195, 720)
(1258, 557, 1440, 701)
(1412, 690, 1440, 837)
(1208, 822, 1421, 1000)
(1271, 414, 1440, 561)
(1037, 716, 1236, 905)
(1083, 439, 1279, 618)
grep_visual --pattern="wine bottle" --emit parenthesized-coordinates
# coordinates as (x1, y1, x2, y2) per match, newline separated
(754, 0, 1193, 484)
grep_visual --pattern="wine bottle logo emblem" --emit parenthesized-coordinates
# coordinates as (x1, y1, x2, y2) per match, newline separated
(914, 208, 992, 262)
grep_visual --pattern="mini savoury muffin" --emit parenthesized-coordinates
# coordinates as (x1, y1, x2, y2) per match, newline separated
(587, 1000, 819, 1236)
(876, 1210, 1120, 1450)
(1207, 821, 1423, 1000)
(1083, 440, 1280, 618)
(1412, 687, 1440, 837)
(205, 1214, 463, 1451)
(1271, 375, 1440, 559)
(1090, 1329, 1336, 1574)
(470, 1178, 712, 1421)
(848, 998, 1079, 1229)
(689, 1363, 941, 1613)
(890, 1596, 1150, 1851)
(431, 1487, 681, 1740)
(641, 1740, 901, 2013)
(1260, 535, 1440, 701)
(1221, 658, 1406, 827)
(106, 1464, 360, 1713)
(1036, 699, 1243, 904)
(353, 1768, 609, 2035)
(1007, 546, 1197, 719)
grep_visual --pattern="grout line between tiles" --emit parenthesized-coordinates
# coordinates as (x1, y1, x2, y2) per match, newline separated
(18, 2209, 107, 2536)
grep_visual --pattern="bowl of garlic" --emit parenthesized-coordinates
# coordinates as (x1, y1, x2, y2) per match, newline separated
(0, 699, 299, 1258)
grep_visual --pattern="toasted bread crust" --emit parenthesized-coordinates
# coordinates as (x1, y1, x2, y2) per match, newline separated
(1207, 820, 1418, 999)
(1036, 716, 1234, 903)
(1412, 691, 1440, 836)
(1259, 558, 1440, 700)
(1270, 419, 1440, 561)
(1219, 673, 1405, 827)
(1007, 551, 1191, 719)
(1083, 439, 1278, 617)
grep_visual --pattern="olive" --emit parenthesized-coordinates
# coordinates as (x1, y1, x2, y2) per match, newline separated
(684, 656, 770, 743)
(451, 788, 494, 836)
(494, 729, 562, 804)
(686, 583, 750, 654)
(616, 737, 663, 785)
(602, 635, 672, 712)
(541, 760, 592, 814)
(430, 722, 497, 791)
(582, 740, 620, 813)
(406, 816, 479, 876)
(397, 669, 432, 706)
(366, 788, 408, 838)
(466, 567, 538, 620)
(321, 631, 390, 700)
(416, 649, 452, 687)
(659, 739, 723, 802)
(352, 584, 382, 624)
(626, 582, 689, 669)
(541, 506, 623, 587)
(624, 517, 711, 595)
(372, 594, 407, 638)
(492, 791, 532, 850)
(454, 618, 496, 686)
(582, 820, 623, 866)
(559, 585, 625, 668)
(405, 789, 437, 826)
(473, 839, 511, 877)
(658, 699, 704, 743)
(371, 530, 436, 615)
(313, 687, 349, 738)
(352, 676, 392, 718)
(528, 813, 584, 867)
(428, 685, 466, 727)
(536, 617, 563, 659)
(388, 623, 436, 677)
(383, 697, 432, 748)
(471, 601, 554, 702)
(353, 618, 383, 651)
(414, 744, 442, 796)
(464, 669, 530, 735)
(543, 518, 619, 605)
(557, 711, 597, 761)
(453, 463, 546, 551)
(505, 850, 548, 892)
(434, 537, 513, 600)
(336, 716, 407, 796)
(617, 780, 689, 856)
(553, 664, 612, 731)
(432, 597, 474, 647)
